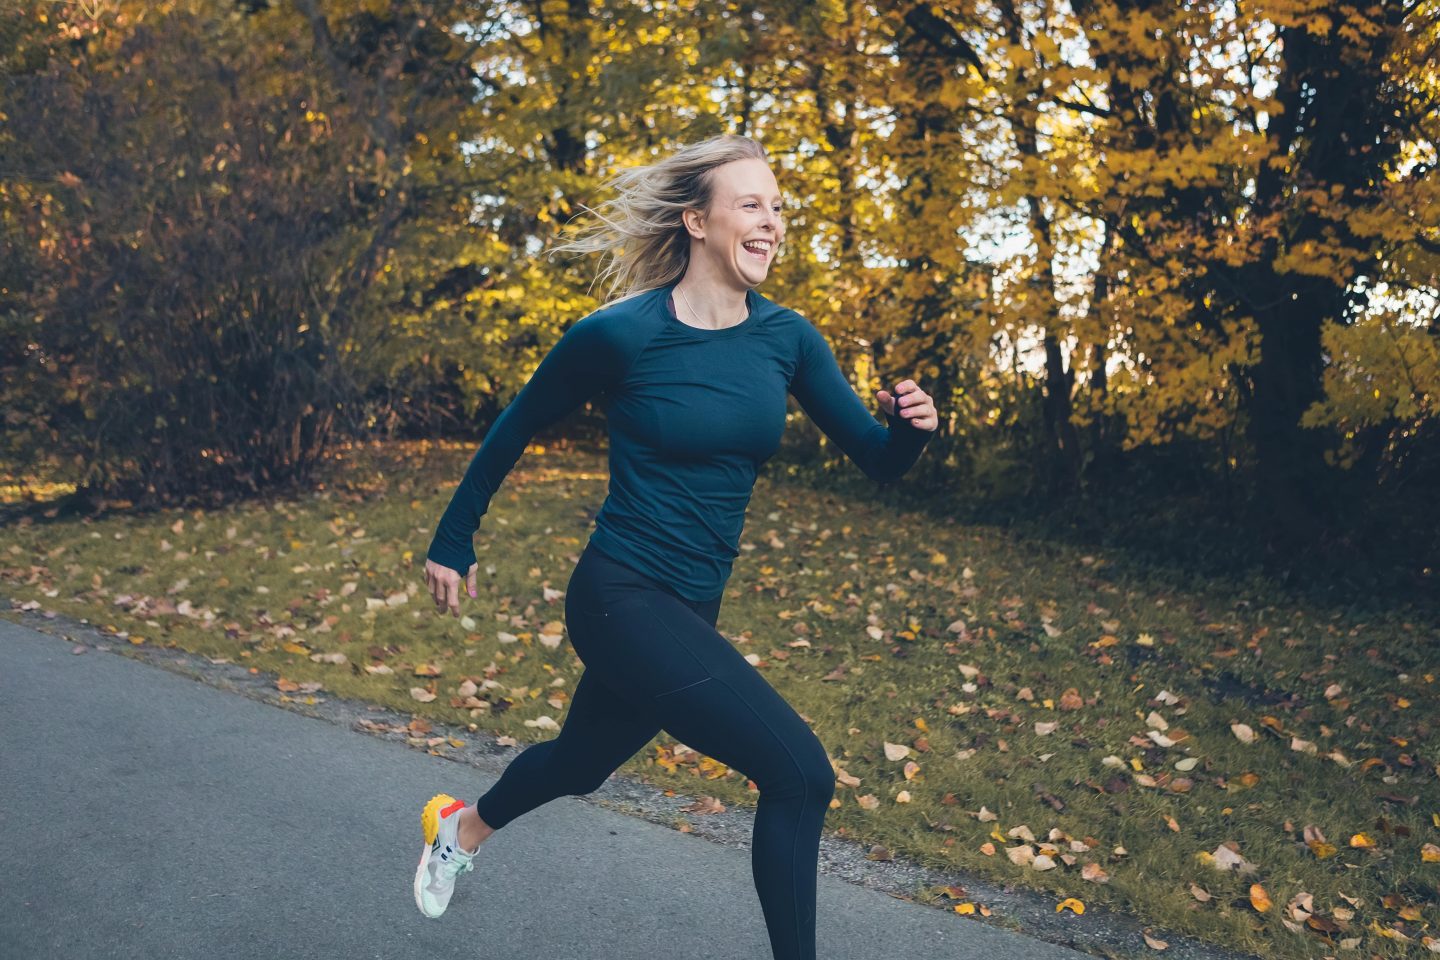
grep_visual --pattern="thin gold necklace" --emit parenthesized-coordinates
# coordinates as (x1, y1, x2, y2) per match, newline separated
(676, 284, 746, 330)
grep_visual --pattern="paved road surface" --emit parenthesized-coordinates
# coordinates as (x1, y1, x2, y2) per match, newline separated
(0, 617, 1090, 960)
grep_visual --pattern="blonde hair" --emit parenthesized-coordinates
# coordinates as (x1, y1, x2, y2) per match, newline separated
(547, 134, 770, 305)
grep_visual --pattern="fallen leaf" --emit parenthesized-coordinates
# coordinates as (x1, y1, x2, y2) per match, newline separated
(1230, 722, 1256, 744)
(409, 687, 437, 702)
(1143, 932, 1169, 950)
(1082, 862, 1109, 883)
(1056, 897, 1085, 915)
(1249, 883, 1272, 912)
(883, 741, 910, 761)
(682, 796, 726, 815)
(1422, 843, 1440, 863)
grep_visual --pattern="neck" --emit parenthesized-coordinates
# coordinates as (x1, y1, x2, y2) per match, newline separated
(674, 263, 749, 330)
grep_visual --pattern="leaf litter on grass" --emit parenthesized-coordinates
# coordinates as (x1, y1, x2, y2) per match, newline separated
(3, 440, 1438, 959)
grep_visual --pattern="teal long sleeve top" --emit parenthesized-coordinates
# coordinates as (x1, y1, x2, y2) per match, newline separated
(427, 280, 934, 602)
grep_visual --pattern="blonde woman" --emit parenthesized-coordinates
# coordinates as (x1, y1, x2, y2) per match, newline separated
(415, 134, 937, 960)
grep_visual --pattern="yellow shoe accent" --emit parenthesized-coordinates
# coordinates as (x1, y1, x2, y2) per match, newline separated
(421, 793, 460, 847)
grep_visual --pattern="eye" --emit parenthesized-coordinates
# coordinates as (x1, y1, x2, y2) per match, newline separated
(744, 201, 759, 209)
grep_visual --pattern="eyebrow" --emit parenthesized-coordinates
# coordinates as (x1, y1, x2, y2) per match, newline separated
(734, 193, 785, 203)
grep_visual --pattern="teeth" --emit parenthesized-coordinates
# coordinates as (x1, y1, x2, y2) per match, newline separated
(743, 240, 771, 254)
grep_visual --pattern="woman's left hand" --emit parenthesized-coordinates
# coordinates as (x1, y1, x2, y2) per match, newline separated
(877, 379, 939, 432)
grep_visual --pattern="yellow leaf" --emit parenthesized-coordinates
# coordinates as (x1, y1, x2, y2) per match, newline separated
(282, 642, 309, 655)
(1308, 840, 1338, 859)
(1249, 883, 1272, 912)
(1350, 832, 1377, 849)
(955, 902, 976, 915)
(1056, 898, 1085, 915)
(1422, 843, 1440, 863)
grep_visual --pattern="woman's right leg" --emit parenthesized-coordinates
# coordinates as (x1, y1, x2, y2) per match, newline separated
(471, 666, 661, 830)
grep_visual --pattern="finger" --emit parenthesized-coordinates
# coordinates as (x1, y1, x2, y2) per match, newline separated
(467, 565, 478, 599)
(448, 579, 461, 617)
(434, 575, 451, 613)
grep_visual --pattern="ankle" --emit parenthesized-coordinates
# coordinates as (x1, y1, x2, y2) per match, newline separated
(458, 805, 493, 853)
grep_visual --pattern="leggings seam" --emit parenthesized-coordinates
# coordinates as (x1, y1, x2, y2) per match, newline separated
(655, 676, 711, 698)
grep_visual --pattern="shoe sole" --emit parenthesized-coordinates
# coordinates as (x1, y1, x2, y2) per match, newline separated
(414, 792, 465, 918)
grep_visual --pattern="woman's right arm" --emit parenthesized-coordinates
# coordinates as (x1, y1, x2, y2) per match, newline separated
(427, 312, 624, 581)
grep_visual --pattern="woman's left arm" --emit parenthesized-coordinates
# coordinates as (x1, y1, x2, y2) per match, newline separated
(788, 319, 937, 483)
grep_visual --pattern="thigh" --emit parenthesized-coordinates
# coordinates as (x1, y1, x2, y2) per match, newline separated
(647, 656, 829, 792)
(607, 595, 828, 788)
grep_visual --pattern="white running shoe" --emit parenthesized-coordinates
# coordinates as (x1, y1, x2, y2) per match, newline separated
(414, 793, 479, 918)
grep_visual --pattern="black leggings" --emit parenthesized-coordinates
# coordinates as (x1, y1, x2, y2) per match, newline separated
(473, 542, 835, 960)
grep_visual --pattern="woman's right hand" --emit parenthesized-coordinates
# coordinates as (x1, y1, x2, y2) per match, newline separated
(425, 558, 478, 618)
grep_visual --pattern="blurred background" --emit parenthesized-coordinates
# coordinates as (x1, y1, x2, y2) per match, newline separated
(3, 0, 1437, 595)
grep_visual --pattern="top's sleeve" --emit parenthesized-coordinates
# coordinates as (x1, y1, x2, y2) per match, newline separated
(427, 312, 627, 576)
(787, 316, 934, 484)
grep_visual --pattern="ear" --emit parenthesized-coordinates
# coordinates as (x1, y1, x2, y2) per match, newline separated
(682, 207, 706, 240)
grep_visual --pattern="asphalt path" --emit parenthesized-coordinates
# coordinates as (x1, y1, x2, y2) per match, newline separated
(0, 617, 1092, 960)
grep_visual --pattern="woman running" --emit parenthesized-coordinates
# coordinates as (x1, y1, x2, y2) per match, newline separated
(414, 133, 938, 960)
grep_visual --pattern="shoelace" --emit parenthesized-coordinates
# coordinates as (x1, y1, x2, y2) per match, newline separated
(436, 844, 477, 880)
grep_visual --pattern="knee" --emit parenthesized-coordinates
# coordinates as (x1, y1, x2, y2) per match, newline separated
(802, 750, 836, 808)
(567, 772, 611, 797)
(770, 740, 835, 808)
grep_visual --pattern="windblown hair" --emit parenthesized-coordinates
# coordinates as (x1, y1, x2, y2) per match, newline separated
(546, 134, 770, 305)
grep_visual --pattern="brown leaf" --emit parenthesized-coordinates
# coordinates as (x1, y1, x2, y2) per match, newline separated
(681, 795, 725, 815)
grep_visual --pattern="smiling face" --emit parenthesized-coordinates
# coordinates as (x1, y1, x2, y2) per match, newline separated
(684, 157, 786, 290)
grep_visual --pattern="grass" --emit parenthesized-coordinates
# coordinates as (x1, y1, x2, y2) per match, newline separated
(3, 438, 1437, 958)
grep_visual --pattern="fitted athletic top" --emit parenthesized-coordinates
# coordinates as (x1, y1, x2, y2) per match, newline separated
(427, 279, 934, 601)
